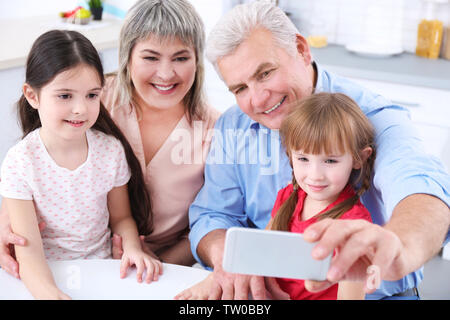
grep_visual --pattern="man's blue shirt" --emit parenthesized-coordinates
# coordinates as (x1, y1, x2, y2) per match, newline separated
(189, 63, 450, 298)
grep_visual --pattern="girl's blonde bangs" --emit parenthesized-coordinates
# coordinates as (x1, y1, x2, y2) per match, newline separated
(282, 98, 354, 157)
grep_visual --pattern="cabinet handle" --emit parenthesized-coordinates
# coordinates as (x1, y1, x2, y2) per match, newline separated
(391, 100, 421, 108)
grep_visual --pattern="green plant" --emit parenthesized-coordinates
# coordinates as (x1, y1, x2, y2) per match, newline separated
(88, 0, 102, 8)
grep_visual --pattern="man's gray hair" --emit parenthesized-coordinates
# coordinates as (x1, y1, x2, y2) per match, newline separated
(113, 0, 206, 122)
(206, 0, 299, 74)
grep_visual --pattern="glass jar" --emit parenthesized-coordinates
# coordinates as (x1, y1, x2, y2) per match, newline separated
(415, 0, 446, 59)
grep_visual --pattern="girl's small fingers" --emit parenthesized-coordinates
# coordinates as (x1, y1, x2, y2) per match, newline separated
(143, 259, 154, 284)
(156, 260, 163, 275)
(120, 257, 130, 279)
(152, 260, 161, 282)
(135, 260, 145, 283)
(111, 234, 124, 259)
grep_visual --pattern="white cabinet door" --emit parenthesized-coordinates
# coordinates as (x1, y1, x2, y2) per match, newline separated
(347, 77, 450, 171)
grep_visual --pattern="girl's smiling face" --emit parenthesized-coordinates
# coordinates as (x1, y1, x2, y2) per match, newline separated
(129, 35, 197, 112)
(24, 64, 102, 142)
(292, 150, 358, 206)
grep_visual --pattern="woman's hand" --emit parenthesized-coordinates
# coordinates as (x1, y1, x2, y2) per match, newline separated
(119, 247, 163, 284)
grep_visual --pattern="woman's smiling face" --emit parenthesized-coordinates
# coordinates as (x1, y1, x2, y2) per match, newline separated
(129, 35, 197, 111)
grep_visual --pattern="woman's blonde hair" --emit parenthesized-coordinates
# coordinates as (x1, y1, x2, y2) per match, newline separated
(271, 92, 376, 231)
(111, 0, 207, 123)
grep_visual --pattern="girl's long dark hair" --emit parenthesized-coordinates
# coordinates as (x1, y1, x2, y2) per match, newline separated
(17, 30, 152, 235)
(272, 93, 376, 231)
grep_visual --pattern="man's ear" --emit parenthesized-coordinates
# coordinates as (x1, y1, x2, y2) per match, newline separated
(22, 83, 39, 109)
(295, 33, 312, 65)
(353, 146, 373, 170)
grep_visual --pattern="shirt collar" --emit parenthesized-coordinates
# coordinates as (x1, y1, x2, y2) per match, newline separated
(249, 120, 273, 133)
(249, 120, 260, 130)
(312, 61, 329, 93)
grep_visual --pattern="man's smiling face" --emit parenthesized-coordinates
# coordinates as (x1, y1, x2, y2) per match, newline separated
(217, 28, 315, 129)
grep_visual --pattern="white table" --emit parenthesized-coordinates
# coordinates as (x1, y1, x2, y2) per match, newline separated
(0, 259, 210, 300)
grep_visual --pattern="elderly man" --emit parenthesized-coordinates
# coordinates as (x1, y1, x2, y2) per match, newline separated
(188, 1, 449, 300)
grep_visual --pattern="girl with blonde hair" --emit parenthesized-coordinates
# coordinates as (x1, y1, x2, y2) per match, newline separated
(176, 92, 376, 300)
(269, 92, 376, 299)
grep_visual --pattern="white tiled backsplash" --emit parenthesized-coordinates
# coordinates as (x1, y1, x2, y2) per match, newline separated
(280, 0, 450, 53)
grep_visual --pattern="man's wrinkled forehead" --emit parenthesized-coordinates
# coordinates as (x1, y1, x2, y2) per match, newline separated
(217, 29, 283, 88)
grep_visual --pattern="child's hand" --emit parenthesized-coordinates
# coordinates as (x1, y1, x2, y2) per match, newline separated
(56, 290, 72, 300)
(120, 248, 163, 283)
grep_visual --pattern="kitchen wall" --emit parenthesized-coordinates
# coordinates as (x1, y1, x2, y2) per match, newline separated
(2, 0, 449, 55)
(223, 0, 450, 55)
(282, 0, 450, 54)
(0, 0, 129, 20)
(0, 0, 79, 19)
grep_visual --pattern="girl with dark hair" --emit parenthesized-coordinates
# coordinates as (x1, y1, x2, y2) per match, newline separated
(0, 0, 219, 282)
(0, 30, 161, 299)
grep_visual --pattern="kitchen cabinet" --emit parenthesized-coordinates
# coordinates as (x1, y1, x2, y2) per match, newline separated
(346, 76, 450, 171)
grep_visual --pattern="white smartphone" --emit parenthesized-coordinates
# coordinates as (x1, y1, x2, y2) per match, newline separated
(222, 227, 332, 281)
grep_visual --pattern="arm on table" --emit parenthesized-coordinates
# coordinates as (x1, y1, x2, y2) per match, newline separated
(5, 198, 69, 299)
(108, 184, 162, 283)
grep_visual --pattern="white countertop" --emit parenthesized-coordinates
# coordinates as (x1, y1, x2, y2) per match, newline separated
(0, 15, 123, 70)
(0, 259, 210, 300)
